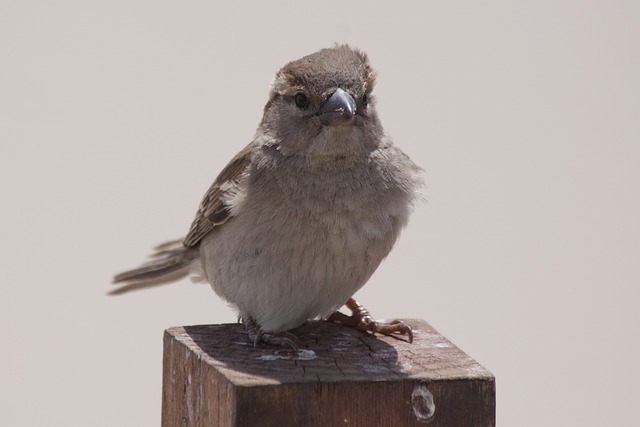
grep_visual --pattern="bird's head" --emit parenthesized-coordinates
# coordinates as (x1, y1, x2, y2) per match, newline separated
(260, 45, 383, 158)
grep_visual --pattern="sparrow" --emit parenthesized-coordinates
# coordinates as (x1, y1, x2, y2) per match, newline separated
(113, 45, 423, 350)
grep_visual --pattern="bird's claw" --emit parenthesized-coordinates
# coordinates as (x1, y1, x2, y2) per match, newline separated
(244, 317, 300, 351)
(365, 319, 413, 343)
(328, 298, 413, 343)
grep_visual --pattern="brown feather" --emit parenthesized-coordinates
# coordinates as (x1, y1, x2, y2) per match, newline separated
(112, 245, 198, 284)
(182, 142, 253, 247)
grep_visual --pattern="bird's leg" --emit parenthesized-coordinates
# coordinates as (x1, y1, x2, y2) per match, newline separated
(328, 298, 413, 343)
(243, 316, 300, 351)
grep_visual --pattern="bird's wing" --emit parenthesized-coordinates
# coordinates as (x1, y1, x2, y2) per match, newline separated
(182, 142, 253, 247)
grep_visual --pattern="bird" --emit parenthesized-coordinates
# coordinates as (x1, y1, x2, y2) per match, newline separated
(113, 45, 423, 350)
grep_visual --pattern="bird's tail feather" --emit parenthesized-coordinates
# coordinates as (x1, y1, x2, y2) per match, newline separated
(111, 239, 199, 294)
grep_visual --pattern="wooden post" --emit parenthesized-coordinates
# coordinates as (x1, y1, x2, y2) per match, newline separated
(162, 319, 495, 427)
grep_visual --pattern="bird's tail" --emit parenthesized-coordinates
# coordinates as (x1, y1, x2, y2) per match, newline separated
(111, 239, 199, 295)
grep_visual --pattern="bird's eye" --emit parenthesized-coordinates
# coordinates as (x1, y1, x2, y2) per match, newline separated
(294, 92, 310, 110)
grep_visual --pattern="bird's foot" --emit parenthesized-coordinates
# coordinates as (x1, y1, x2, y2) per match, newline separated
(243, 317, 300, 351)
(328, 298, 413, 343)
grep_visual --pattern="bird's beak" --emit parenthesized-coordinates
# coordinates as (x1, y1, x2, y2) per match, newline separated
(319, 88, 356, 126)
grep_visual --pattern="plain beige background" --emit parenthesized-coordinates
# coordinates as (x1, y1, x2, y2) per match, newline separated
(1, 1, 638, 425)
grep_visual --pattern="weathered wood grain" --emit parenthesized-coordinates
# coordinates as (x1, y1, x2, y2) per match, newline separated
(162, 319, 495, 426)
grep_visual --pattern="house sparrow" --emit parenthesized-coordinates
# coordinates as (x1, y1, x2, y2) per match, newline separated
(113, 45, 423, 350)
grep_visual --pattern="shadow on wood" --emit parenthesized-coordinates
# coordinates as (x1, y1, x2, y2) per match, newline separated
(162, 319, 495, 427)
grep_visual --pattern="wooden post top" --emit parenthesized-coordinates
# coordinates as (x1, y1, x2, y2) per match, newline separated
(165, 319, 492, 386)
(162, 319, 495, 426)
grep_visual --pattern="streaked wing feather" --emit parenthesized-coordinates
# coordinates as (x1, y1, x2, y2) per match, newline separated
(182, 142, 253, 247)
